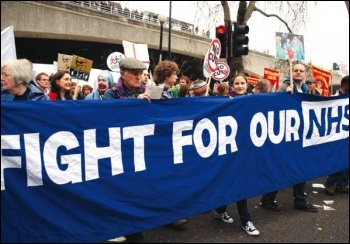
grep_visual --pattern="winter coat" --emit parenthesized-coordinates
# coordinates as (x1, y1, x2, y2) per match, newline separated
(277, 75, 308, 93)
(103, 76, 145, 99)
(1, 83, 50, 101)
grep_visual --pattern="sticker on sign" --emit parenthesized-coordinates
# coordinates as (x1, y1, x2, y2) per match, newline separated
(212, 61, 230, 81)
(107, 52, 125, 72)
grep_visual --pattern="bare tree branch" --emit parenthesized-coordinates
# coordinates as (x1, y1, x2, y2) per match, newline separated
(254, 6, 294, 33)
(221, 1, 230, 23)
(245, 1, 256, 23)
(345, 1, 349, 15)
(237, 1, 247, 24)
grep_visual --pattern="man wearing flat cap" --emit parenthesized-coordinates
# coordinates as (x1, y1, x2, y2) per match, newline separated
(103, 57, 149, 243)
(103, 57, 150, 101)
(305, 78, 320, 95)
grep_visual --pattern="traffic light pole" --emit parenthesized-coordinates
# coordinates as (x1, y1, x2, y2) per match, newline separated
(227, 20, 232, 85)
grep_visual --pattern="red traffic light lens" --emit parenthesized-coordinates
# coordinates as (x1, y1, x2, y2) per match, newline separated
(216, 25, 227, 34)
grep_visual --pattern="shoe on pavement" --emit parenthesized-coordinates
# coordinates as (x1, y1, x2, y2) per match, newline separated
(294, 202, 318, 212)
(172, 218, 188, 227)
(324, 183, 335, 195)
(167, 219, 188, 230)
(259, 201, 281, 211)
(214, 210, 234, 223)
(242, 221, 260, 236)
(335, 185, 349, 193)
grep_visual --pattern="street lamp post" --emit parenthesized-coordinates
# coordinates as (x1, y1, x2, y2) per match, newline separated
(158, 14, 167, 63)
(168, 1, 172, 59)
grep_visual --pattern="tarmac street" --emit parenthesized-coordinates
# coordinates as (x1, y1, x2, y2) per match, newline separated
(139, 177, 349, 243)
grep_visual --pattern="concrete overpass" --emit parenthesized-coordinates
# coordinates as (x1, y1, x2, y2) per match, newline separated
(1, 1, 342, 85)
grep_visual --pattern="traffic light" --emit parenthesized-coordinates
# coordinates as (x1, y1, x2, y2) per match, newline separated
(215, 25, 228, 58)
(233, 23, 249, 57)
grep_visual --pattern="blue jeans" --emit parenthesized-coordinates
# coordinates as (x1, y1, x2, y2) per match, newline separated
(216, 199, 251, 225)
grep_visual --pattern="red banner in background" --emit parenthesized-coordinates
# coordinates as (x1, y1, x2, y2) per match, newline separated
(311, 65, 332, 96)
(264, 68, 279, 92)
(247, 75, 259, 87)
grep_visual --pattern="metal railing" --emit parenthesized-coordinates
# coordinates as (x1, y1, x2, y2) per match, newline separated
(59, 1, 196, 35)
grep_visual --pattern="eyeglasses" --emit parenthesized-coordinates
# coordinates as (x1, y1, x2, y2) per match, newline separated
(1, 73, 11, 78)
(293, 69, 305, 73)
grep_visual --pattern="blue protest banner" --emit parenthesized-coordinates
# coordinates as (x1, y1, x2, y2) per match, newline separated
(1, 92, 348, 242)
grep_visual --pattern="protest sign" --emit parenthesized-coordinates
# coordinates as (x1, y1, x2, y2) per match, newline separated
(69, 55, 93, 81)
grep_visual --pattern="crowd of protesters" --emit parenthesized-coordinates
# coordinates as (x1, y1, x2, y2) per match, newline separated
(1, 55, 348, 243)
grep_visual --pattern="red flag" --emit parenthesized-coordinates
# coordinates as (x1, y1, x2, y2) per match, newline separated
(311, 65, 332, 96)
(264, 68, 280, 92)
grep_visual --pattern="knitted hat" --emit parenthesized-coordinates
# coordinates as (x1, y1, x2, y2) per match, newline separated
(191, 79, 208, 96)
